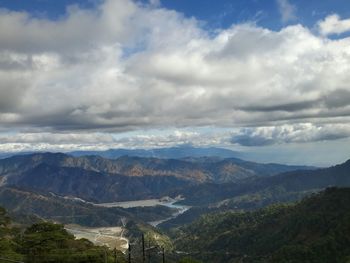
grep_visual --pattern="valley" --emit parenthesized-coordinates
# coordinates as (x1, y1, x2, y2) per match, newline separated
(95, 196, 182, 208)
(0, 150, 349, 262)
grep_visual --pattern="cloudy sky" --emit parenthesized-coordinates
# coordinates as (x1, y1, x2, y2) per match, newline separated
(0, 0, 350, 166)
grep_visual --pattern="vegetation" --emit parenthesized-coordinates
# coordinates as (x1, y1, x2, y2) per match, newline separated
(172, 187, 350, 262)
(0, 206, 24, 262)
(0, 207, 128, 263)
(0, 206, 200, 263)
(178, 258, 202, 263)
(125, 220, 174, 251)
(160, 187, 316, 229)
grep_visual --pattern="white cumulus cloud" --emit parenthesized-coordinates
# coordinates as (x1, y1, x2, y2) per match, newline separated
(317, 14, 350, 36)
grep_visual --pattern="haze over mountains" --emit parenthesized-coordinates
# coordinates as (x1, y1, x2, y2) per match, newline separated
(69, 146, 243, 159)
(0, 146, 260, 165)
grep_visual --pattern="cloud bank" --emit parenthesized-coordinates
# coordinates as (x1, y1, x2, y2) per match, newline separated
(0, 130, 226, 152)
(231, 123, 350, 146)
(0, 0, 350, 153)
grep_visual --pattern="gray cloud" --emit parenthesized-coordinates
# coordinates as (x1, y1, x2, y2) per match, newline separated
(242, 100, 318, 113)
(241, 89, 350, 113)
(0, 74, 29, 112)
(231, 123, 350, 147)
(0, 0, 138, 54)
(0, 129, 229, 152)
(0, 0, 349, 146)
(323, 89, 350, 109)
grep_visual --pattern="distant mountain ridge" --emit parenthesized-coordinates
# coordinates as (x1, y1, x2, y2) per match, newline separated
(69, 146, 242, 159)
(0, 146, 241, 160)
(0, 152, 313, 202)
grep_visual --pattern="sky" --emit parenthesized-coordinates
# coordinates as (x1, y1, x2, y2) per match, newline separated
(0, 0, 350, 166)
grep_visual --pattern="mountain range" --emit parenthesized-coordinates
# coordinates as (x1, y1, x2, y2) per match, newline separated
(0, 152, 312, 202)
(0, 146, 242, 161)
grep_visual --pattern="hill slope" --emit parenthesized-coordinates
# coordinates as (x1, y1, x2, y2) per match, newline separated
(160, 159, 350, 228)
(0, 186, 177, 227)
(0, 207, 128, 263)
(175, 159, 350, 206)
(172, 187, 350, 263)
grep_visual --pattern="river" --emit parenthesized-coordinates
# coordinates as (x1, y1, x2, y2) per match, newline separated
(95, 197, 191, 227)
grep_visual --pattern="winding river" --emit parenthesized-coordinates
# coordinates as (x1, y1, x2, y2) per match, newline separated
(95, 197, 191, 227)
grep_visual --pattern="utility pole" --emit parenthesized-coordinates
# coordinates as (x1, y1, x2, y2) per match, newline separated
(142, 234, 145, 263)
(114, 248, 118, 263)
(145, 239, 161, 263)
(128, 244, 131, 263)
(162, 247, 165, 263)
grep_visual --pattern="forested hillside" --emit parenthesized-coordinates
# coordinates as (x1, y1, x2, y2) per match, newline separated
(172, 187, 350, 263)
(0, 206, 127, 263)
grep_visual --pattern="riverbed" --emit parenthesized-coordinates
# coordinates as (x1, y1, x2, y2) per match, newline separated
(65, 224, 129, 252)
